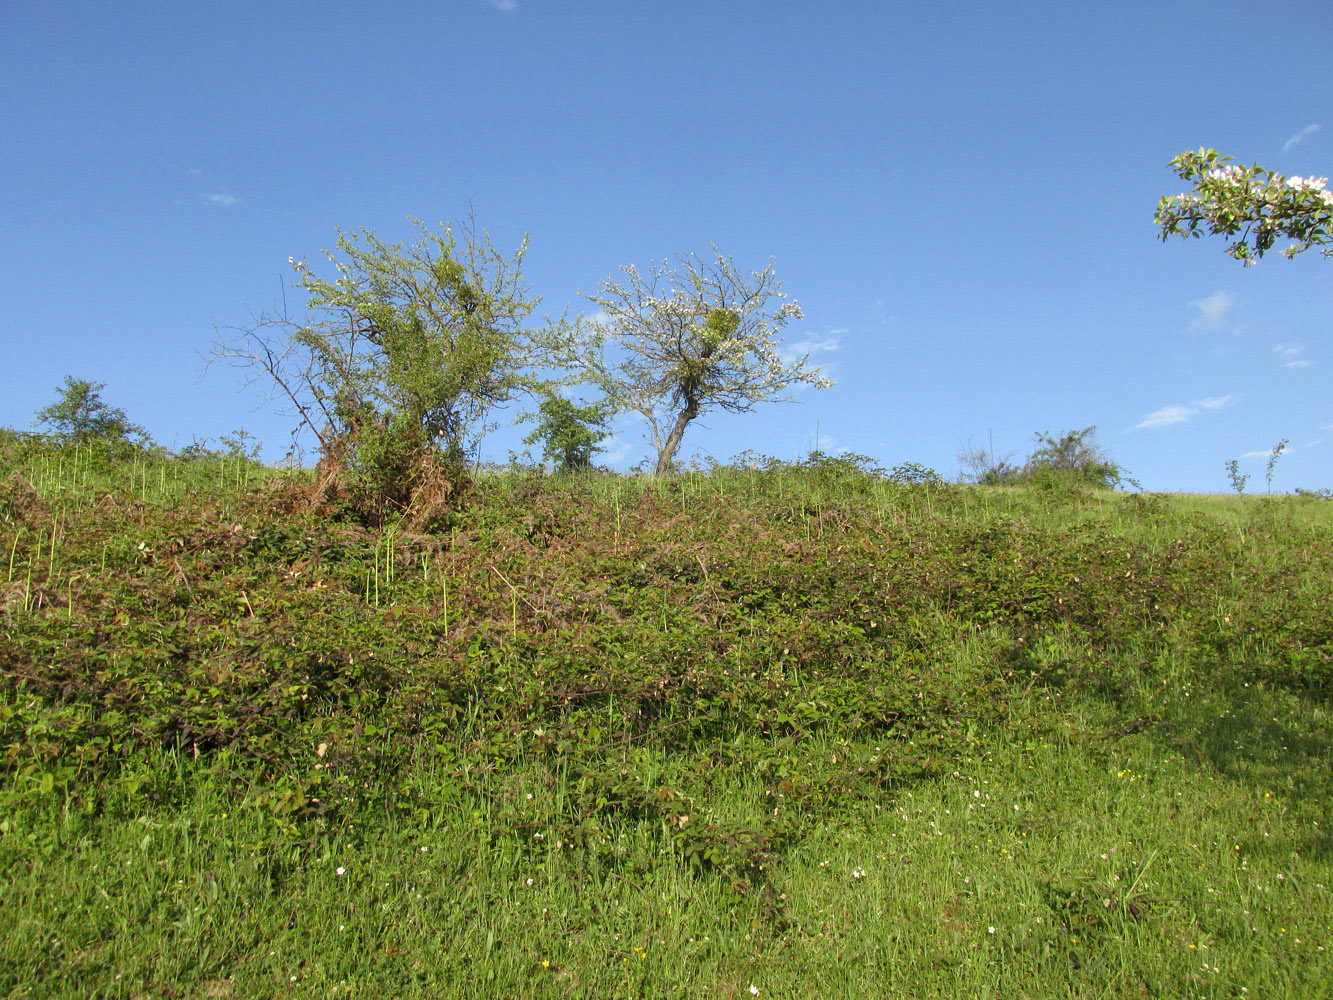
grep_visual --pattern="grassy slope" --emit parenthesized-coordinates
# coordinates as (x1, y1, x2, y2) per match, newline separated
(1, 447, 1331, 998)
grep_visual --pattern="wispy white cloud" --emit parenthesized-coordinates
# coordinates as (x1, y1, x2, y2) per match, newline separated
(1237, 437, 1322, 466)
(1282, 124, 1321, 153)
(1187, 289, 1236, 332)
(204, 191, 239, 208)
(485, 0, 518, 10)
(1242, 437, 1317, 460)
(787, 331, 843, 356)
(1136, 405, 1195, 429)
(781, 330, 842, 388)
(1274, 342, 1312, 368)
(1135, 394, 1234, 430)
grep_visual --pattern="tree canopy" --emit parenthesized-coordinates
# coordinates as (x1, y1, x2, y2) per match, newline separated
(522, 395, 610, 473)
(209, 216, 553, 523)
(567, 247, 831, 475)
(35, 377, 147, 447)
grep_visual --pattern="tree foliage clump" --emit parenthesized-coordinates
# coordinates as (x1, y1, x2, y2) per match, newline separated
(35, 377, 149, 455)
(566, 247, 832, 475)
(210, 217, 546, 525)
(1156, 148, 1333, 264)
(1022, 427, 1121, 489)
(522, 396, 610, 473)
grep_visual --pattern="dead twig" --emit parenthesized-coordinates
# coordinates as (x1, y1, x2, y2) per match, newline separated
(487, 562, 540, 614)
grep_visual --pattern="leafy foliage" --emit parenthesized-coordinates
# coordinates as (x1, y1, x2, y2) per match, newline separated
(886, 460, 945, 486)
(1022, 427, 1120, 489)
(1156, 147, 1333, 263)
(3, 440, 1332, 996)
(35, 376, 148, 451)
(961, 426, 1120, 489)
(522, 396, 610, 472)
(1225, 458, 1250, 495)
(209, 216, 550, 523)
(1265, 437, 1289, 493)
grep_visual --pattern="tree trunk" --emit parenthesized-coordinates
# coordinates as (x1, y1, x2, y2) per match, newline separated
(654, 397, 699, 476)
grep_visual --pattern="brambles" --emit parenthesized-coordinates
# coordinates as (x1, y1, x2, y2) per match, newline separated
(2, 439, 1332, 997)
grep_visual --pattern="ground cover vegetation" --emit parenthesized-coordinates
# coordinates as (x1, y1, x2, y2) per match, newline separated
(2, 429, 1331, 999)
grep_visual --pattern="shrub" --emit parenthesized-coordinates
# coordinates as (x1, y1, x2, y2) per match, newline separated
(1022, 427, 1120, 489)
(962, 427, 1120, 489)
(887, 461, 945, 486)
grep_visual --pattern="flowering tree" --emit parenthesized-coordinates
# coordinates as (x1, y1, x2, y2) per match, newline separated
(1155, 147, 1333, 264)
(569, 247, 832, 475)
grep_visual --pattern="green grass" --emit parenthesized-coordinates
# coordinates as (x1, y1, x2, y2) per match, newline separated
(1, 446, 1330, 998)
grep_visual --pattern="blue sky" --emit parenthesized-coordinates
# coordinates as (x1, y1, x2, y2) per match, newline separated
(2, 1, 1329, 491)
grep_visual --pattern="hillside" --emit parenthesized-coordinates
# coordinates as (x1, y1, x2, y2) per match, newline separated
(2, 447, 1331, 998)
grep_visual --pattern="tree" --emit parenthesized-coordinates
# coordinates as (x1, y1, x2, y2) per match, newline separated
(522, 396, 610, 473)
(35, 376, 147, 446)
(1155, 148, 1333, 264)
(209, 216, 547, 516)
(568, 247, 832, 475)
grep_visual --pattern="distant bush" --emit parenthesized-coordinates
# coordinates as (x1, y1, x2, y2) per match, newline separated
(522, 396, 610, 473)
(1295, 487, 1333, 500)
(36, 377, 148, 447)
(789, 451, 885, 493)
(705, 451, 943, 490)
(175, 429, 264, 465)
(961, 426, 1120, 490)
(886, 461, 945, 486)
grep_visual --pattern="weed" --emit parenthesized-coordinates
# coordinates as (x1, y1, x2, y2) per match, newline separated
(1226, 458, 1250, 494)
